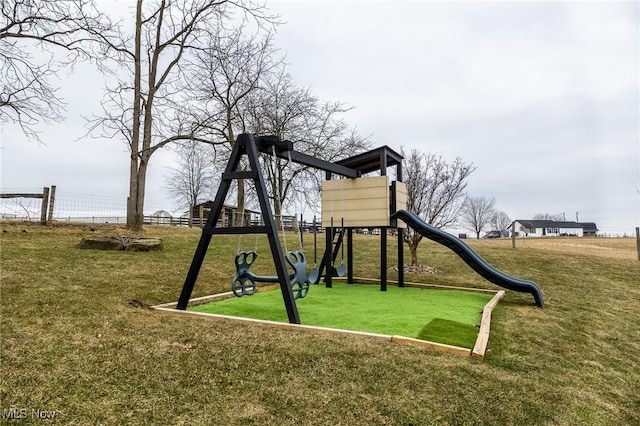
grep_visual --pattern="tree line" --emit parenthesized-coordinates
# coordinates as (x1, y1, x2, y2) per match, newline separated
(2, 0, 371, 231)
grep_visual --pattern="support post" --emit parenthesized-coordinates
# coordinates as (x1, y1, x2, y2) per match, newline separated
(347, 228, 354, 283)
(397, 228, 404, 287)
(511, 222, 516, 249)
(40, 187, 49, 225)
(325, 170, 333, 288)
(636, 227, 639, 261)
(381, 228, 387, 291)
(325, 225, 333, 288)
(47, 185, 56, 224)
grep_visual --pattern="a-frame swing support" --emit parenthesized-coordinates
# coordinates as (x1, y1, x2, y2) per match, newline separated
(176, 133, 360, 324)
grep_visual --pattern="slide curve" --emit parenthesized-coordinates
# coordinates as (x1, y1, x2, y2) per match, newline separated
(392, 210, 544, 307)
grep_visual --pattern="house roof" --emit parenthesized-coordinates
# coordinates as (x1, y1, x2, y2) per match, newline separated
(578, 222, 599, 232)
(515, 220, 585, 229)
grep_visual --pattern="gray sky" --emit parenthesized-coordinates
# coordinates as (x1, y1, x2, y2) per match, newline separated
(1, 0, 638, 235)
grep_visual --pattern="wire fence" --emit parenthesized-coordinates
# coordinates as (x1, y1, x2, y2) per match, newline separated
(0, 187, 174, 225)
(1, 187, 637, 238)
(0, 188, 304, 229)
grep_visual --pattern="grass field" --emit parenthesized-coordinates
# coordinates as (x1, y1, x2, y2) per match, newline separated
(190, 283, 494, 348)
(1, 223, 639, 425)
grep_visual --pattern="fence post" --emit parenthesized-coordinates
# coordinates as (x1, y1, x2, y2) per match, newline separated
(511, 222, 516, 249)
(40, 187, 50, 225)
(636, 227, 639, 261)
(47, 185, 56, 224)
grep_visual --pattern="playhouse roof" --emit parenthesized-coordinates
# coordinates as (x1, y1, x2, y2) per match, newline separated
(336, 145, 403, 175)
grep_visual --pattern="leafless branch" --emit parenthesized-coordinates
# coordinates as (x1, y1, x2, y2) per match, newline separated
(0, 0, 127, 142)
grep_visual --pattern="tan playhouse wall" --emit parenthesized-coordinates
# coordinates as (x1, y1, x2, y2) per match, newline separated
(395, 181, 407, 223)
(321, 176, 406, 228)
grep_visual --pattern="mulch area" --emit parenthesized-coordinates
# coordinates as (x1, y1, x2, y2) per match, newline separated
(388, 264, 439, 274)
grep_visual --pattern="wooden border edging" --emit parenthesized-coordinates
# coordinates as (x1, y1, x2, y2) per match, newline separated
(152, 281, 504, 359)
(334, 276, 499, 294)
(471, 290, 505, 360)
(152, 305, 394, 343)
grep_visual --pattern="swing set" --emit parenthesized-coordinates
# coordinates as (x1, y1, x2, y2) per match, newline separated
(176, 133, 407, 324)
(176, 133, 543, 325)
(231, 145, 311, 299)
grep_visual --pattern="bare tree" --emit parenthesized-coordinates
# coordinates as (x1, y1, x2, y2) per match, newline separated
(402, 148, 475, 265)
(461, 196, 496, 239)
(491, 210, 511, 236)
(89, 0, 276, 231)
(179, 22, 281, 223)
(533, 212, 565, 221)
(245, 70, 371, 217)
(0, 0, 121, 142)
(164, 140, 217, 226)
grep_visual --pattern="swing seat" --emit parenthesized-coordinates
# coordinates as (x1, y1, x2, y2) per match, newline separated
(329, 263, 346, 278)
(231, 251, 310, 299)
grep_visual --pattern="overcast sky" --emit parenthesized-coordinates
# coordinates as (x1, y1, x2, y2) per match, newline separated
(1, 0, 638, 235)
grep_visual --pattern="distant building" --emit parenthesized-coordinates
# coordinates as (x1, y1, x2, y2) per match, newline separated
(188, 202, 259, 227)
(511, 220, 599, 237)
(149, 209, 173, 225)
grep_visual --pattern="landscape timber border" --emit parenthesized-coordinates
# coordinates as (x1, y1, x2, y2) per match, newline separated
(152, 280, 504, 360)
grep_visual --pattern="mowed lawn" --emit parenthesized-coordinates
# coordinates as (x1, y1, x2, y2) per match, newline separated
(1, 223, 639, 425)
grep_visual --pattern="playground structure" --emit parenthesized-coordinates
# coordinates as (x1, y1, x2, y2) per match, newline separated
(176, 133, 544, 325)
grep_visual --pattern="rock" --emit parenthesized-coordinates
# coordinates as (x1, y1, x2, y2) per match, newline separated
(127, 298, 148, 308)
(125, 238, 163, 252)
(78, 236, 163, 251)
(79, 235, 124, 250)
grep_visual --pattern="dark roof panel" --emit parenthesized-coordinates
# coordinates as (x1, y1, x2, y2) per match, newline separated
(515, 220, 596, 230)
(579, 222, 599, 232)
(336, 145, 403, 174)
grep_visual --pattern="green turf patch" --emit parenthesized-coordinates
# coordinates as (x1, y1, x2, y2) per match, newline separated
(417, 318, 480, 348)
(190, 283, 491, 348)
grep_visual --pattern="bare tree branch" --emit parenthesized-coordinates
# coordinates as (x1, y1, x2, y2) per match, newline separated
(491, 210, 511, 236)
(401, 147, 475, 264)
(86, 0, 278, 231)
(244, 70, 371, 216)
(0, 0, 126, 142)
(460, 195, 496, 239)
(163, 140, 217, 220)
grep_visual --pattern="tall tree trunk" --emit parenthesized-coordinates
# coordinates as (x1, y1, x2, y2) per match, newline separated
(131, 158, 148, 231)
(409, 244, 418, 266)
(127, 0, 143, 230)
(127, 153, 139, 229)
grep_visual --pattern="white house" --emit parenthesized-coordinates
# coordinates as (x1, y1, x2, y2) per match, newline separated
(511, 220, 599, 237)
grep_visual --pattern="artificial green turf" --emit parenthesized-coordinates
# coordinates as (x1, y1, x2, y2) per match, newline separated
(190, 283, 492, 348)
(417, 318, 480, 348)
